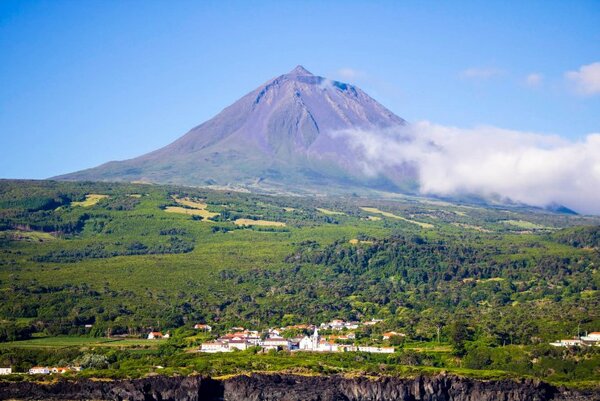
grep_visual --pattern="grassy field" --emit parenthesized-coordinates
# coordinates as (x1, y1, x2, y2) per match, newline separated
(501, 219, 550, 230)
(234, 218, 286, 227)
(70, 194, 109, 207)
(0, 230, 56, 242)
(359, 206, 434, 228)
(0, 336, 164, 349)
(316, 207, 345, 216)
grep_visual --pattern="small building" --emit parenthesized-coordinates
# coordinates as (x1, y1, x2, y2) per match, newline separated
(0, 367, 12, 375)
(267, 328, 281, 337)
(200, 341, 231, 353)
(326, 319, 347, 330)
(550, 339, 584, 347)
(581, 332, 600, 344)
(262, 337, 290, 350)
(363, 319, 383, 326)
(148, 332, 164, 339)
(228, 339, 252, 351)
(51, 367, 70, 374)
(317, 340, 338, 352)
(246, 335, 261, 345)
(383, 331, 405, 340)
(29, 366, 50, 375)
(194, 324, 212, 332)
(357, 346, 395, 354)
(337, 344, 358, 352)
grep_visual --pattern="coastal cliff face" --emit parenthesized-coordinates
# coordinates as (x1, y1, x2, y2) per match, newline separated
(0, 373, 598, 401)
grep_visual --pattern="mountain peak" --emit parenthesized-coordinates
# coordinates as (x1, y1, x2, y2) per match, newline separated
(56, 66, 410, 192)
(287, 65, 313, 76)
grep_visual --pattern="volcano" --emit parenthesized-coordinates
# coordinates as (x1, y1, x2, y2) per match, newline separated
(56, 66, 415, 193)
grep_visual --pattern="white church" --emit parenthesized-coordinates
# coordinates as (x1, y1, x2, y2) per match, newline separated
(299, 327, 338, 352)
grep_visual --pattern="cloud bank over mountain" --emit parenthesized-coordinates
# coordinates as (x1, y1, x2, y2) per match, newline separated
(333, 123, 600, 214)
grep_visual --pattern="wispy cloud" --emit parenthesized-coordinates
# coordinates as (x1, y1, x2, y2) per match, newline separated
(331, 123, 600, 214)
(565, 62, 600, 96)
(461, 67, 504, 80)
(337, 68, 365, 80)
(525, 73, 543, 87)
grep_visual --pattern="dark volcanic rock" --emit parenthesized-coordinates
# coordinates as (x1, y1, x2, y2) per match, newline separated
(0, 375, 223, 401)
(0, 373, 598, 401)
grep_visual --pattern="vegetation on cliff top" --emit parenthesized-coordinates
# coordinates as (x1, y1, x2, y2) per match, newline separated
(0, 179, 599, 387)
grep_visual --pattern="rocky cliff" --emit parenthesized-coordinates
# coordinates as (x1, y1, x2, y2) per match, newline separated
(0, 373, 598, 401)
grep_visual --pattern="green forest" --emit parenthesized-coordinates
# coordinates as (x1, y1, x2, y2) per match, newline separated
(0, 179, 599, 387)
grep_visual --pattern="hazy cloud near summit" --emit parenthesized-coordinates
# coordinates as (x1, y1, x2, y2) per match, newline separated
(332, 123, 600, 214)
(337, 68, 366, 80)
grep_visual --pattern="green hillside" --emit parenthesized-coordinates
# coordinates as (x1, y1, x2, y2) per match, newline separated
(0, 179, 599, 385)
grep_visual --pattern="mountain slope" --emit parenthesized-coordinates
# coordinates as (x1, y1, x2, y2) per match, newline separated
(56, 66, 414, 192)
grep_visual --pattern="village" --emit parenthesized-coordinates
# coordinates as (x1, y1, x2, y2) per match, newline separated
(147, 320, 600, 354)
(2, 322, 598, 377)
(194, 318, 403, 354)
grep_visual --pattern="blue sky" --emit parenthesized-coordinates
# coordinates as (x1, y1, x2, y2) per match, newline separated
(0, 0, 599, 179)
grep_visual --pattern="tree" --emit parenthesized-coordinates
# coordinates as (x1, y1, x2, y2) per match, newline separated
(77, 353, 109, 369)
(448, 319, 470, 356)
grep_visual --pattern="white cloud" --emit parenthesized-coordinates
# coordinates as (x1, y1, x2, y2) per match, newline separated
(461, 67, 504, 80)
(565, 62, 600, 96)
(331, 123, 600, 214)
(337, 68, 365, 80)
(525, 73, 543, 87)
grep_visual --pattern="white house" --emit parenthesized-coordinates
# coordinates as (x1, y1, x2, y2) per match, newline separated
(581, 332, 600, 344)
(147, 332, 164, 339)
(357, 346, 395, 354)
(363, 319, 383, 326)
(316, 340, 338, 352)
(246, 335, 261, 345)
(550, 339, 584, 347)
(29, 366, 50, 375)
(0, 367, 12, 375)
(267, 328, 281, 337)
(194, 324, 212, 332)
(228, 339, 252, 351)
(383, 331, 405, 340)
(324, 319, 347, 330)
(262, 337, 290, 350)
(200, 341, 231, 353)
